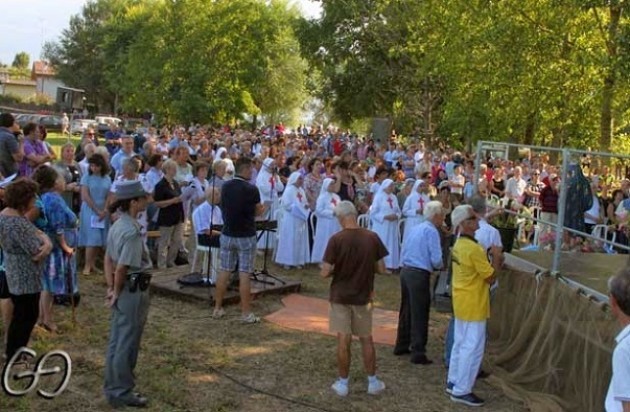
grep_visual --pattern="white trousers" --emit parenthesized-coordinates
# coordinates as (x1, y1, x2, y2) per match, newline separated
(447, 318, 486, 396)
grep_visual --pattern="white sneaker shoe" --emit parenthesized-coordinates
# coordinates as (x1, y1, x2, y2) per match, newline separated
(367, 378, 386, 395)
(212, 308, 225, 319)
(331, 379, 349, 397)
(241, 313, 260, 324)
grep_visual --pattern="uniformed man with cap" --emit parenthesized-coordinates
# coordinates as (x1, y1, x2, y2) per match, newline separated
(103, 180, 152, 408)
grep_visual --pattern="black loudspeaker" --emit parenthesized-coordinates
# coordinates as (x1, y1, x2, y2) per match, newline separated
(372, 118, 391, 145)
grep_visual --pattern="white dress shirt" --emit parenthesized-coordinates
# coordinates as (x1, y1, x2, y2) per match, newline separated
(606, 324, 630, 412)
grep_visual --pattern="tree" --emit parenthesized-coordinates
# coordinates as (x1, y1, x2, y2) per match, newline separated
(46, 0, 309, 124)
(11, 52, 29, 69)
(298, 0, 630, 151)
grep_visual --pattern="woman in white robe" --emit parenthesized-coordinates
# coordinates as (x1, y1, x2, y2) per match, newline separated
(401, 179, 431, 244)
(256, 158, 284, 250)
(370, 179, 401, 270)
(311, 178, 342, 264)
(275, 171, 310, 268)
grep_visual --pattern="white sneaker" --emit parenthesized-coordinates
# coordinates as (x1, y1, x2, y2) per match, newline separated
(212, 308, 225, 319)
(331, 380, 349, 397)
(241, 313, 260, 324)
(367, 378, 385, 395)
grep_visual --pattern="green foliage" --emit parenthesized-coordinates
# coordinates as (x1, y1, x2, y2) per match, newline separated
(25, 93, 54, 106)
(44, 0, 309, 125)
(297, 0, 630, 151)
(0, 94, 24, 105)
(11, 51, 30, 69)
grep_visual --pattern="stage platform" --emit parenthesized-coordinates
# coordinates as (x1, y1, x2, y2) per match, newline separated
(149, 266, 302, 306)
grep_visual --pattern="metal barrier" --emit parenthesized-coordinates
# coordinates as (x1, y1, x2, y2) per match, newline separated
(474, 141, 630, 277)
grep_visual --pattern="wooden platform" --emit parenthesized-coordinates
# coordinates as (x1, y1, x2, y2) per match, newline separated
(149, 265, 302, 306)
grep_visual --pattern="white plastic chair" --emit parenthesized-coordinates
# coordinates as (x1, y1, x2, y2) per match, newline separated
(532, 225, 541, 247)
(592, 224, 617, 245)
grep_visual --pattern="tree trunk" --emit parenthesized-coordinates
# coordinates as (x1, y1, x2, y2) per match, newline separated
(600, 5, 621, 152)
(549, 128, 564, 164)
(600, 74, 615, 152)
(523, 111, 537, 146)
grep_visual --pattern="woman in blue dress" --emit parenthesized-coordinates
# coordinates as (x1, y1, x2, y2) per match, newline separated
(33, 166, 78, 332)
(78, 153, 112, 276)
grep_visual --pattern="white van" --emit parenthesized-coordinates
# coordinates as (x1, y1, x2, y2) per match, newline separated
(95, 116, 121, 126)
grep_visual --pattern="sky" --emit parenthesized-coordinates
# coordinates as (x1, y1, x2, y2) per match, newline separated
(0, 0, 321, 66)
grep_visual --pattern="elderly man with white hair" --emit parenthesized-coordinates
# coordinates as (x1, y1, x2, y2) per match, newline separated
(321, 200, 388, 397)
(446, 205, 503, 407)
(394, 201, 445, 365)
(505, 166, 527, 200)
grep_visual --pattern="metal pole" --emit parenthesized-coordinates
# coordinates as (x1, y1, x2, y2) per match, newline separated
(473, 140, 482, 193)
(552, 148, 570, 273)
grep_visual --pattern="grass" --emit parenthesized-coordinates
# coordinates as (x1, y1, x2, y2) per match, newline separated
(45, 132, 82, 158)
(13, 133, 526, 410)
(0, 259, 526, 412)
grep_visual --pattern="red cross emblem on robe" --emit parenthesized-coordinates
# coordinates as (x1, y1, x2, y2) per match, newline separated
(387, 196, 394, 209)
(297, 192, 303, 203)
(269, 176, 275, 191)
(331, 198, 337, 207)
(418, 197, 425, 211)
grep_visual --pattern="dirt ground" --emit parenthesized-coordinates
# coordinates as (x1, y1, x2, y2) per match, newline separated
(0, 262, 527, 412)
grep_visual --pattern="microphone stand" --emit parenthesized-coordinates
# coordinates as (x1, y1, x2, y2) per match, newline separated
(205, 172, 217, 292)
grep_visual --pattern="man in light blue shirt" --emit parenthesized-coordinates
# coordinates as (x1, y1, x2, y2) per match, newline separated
(394, 200, 445, 365)
(110, 135, 137, 177)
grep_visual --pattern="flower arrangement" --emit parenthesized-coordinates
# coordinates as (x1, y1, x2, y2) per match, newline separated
(487, 198, 533, 230)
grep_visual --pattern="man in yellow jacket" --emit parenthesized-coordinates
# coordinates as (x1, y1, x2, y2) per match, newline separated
(446, 205, 503, 407)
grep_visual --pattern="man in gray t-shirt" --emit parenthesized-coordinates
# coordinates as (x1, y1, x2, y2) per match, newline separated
(0, 114, 23, 177)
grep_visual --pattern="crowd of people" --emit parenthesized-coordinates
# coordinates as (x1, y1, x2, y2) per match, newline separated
(1, 111, 630, 408)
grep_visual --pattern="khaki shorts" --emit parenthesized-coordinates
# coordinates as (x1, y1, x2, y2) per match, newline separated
(329, 303, 373, 337)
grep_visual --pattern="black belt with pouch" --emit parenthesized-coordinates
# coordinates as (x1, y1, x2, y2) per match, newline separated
(127, 272, 152, 293)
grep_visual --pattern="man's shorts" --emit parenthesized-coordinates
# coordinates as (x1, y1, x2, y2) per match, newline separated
(329, 303, 373, 338)
(219, 235, 256, 274)
(0, 270, 10, 299)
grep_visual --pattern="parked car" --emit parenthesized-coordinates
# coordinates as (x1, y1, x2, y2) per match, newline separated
(94, 116, 122, 137)
(95, 116, 121, 126)
(38, 115, 63, 132)
(123, 118, 146, 134)
(71, 119, 97, 135)
(16, 113, 41, 128)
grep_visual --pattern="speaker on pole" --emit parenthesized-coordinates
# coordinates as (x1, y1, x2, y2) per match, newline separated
(372, 117, 391, 145)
